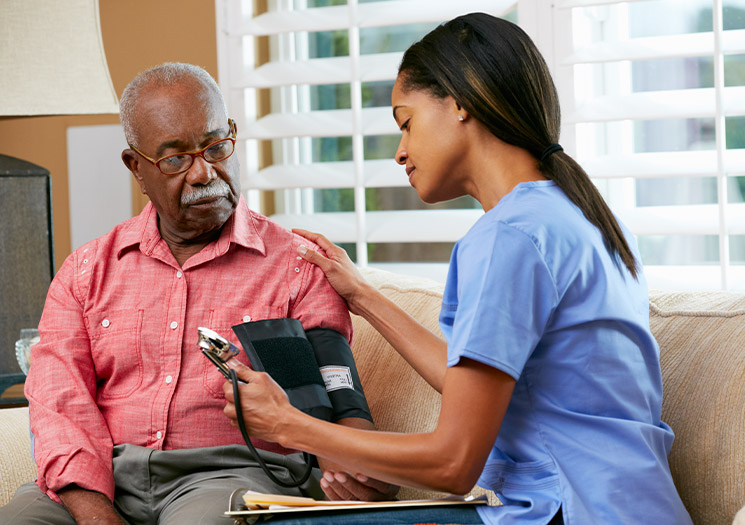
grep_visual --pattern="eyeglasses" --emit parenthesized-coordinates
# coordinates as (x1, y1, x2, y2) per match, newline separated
(129, 118, 237, 175)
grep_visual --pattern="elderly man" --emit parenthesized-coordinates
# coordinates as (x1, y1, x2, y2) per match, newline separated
(0, 63, 394, 525)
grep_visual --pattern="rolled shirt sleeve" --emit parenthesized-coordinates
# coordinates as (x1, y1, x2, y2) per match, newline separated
(26, 247, 116, 503)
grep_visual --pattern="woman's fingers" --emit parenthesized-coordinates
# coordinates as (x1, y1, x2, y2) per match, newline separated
(226, 358, 254, 381)
(293, 228, 333, 251)
(296, 244, 330, 271)
(292, 228, 369, 315)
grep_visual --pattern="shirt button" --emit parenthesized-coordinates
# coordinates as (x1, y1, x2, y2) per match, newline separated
(83, 259, 89, 264)
(101, 319, 110, 328)
(165, 375, 173, 384)
(156, 431, 162, 439)
(243, 315, 251, 322)
(294, 267, 300, 272)
(176, 271, 182, 278)
(170, 321, 178, 329)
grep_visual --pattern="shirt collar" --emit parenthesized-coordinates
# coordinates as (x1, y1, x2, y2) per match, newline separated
(116, 196, 266, 259)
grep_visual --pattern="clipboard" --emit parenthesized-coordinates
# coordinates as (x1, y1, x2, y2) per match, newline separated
(225, 490, 488, 522)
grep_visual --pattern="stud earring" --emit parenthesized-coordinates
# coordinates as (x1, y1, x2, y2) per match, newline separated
(458, 115, 464, 121)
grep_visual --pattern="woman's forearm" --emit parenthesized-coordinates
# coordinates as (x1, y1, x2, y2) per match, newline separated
(274, 360, 514, 494)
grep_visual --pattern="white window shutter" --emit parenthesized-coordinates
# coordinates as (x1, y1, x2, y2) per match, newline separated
(552, 0, 745, 291)
(217, 0, 745, 289)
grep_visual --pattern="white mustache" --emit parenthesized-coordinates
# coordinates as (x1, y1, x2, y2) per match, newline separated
(181, 179, 231, 205)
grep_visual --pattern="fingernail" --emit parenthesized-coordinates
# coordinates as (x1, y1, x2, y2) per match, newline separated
(323, 471, 335, 482)
(334, 472, 347, 483)
(320, 478, 328, 488)
(355, 474, 368, 482)
(297, 245, 307, 256)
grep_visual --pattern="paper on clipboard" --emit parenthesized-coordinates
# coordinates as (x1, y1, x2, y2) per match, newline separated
(225, 490, 488, 521)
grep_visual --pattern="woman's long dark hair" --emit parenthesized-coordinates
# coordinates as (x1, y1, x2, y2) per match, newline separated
(399, 13, 639, 279)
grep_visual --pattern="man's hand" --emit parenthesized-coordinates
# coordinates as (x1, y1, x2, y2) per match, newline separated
(317, 418, 399, 501)
(319, 467, 399, 501)
(58, 485, 125, 525)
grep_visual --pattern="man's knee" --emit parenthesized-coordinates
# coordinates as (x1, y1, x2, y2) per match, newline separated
(0, 483, 76, 525)
(157, 484, 239, 525)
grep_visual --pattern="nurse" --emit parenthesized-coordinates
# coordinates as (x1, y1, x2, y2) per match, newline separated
(223, 13, 692, 525)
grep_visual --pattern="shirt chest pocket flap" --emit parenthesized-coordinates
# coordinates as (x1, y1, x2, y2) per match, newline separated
(89, 309, 144, 399)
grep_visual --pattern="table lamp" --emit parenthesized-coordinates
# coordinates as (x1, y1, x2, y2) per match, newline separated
(0, 0, 119, 405)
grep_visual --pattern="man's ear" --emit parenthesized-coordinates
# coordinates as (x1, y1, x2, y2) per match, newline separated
(122, 149, 147, 195)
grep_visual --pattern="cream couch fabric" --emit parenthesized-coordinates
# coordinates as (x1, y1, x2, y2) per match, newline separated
(649, 290, 745, 525)
(1, 268, 743, 524)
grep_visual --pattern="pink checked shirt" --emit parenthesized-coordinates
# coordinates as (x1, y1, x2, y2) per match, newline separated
(25, 197, 352, 503)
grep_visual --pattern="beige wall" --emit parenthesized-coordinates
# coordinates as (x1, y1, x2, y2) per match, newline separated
(0, 0, 218, 271)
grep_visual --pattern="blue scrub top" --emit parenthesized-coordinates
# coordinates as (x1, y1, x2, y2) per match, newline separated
(440, 181, 691, 524)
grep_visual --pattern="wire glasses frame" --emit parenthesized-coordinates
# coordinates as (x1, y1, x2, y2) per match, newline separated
(129, 118, 237, 175)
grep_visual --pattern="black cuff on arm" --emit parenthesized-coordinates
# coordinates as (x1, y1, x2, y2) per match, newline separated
(305, 328, 373, 424)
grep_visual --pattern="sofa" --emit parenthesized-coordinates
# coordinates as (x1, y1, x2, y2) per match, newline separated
(1, 267, 744, 524)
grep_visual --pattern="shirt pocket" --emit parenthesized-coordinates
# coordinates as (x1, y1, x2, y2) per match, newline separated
(89, 309, 144, 400)
(480, 456, 561, 495)
(201, 304, 284, 398)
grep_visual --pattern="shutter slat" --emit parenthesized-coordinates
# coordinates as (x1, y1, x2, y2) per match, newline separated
(270, 209, 483, 243)
(238, 0, 514, 36)
(238, 52, 401, 89)
(556, 0, 648, 8)
(245, 159, 404, 190)
(565, 29, 745, 64)
(369, 262, 450, 283)
(582, 149, 745, 179)
(241, 5, 348, 36)
(569, 86, 745, 123)
(617, 203, 745, 235)
(356, 0, 515, 28)
(243, 107, 396, 139)
(645, 266, 745, 292)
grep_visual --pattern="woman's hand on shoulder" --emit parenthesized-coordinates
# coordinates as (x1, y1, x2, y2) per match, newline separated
(293, 229, 372, 315)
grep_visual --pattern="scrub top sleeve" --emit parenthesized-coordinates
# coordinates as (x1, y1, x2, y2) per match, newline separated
(446, 222, 559, 380)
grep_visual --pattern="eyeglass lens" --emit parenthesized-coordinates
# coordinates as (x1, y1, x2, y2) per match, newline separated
(157, 138, 235, 174)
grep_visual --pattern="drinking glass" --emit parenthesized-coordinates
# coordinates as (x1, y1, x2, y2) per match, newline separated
(15, 328, 40, 375)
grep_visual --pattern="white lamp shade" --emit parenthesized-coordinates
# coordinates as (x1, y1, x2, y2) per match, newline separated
(0, 0, 119, 116)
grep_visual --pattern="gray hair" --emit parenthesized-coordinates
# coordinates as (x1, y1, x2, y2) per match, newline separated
(119, 62, 228, 147)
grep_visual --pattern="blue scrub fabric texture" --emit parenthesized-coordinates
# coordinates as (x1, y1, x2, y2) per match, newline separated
(440, 181, 692, 525)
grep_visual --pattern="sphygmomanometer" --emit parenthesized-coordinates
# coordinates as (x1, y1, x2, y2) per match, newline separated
(197, 319, 371, 488)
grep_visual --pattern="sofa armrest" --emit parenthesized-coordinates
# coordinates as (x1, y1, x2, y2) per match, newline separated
(0, 407, 38, 506)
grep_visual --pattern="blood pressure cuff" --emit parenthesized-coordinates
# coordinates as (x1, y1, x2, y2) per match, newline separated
(305, 327, 372, 423)
(231, 318, 372, 424)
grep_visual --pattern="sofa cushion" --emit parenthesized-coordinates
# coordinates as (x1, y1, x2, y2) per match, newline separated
(0, 406, 37, 506)
(650, 290, 745, 525)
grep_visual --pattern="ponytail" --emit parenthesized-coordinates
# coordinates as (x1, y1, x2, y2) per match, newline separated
(542, 152, 639, 279)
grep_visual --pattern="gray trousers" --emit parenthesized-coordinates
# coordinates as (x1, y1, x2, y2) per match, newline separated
(0, 444, 323, 524)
